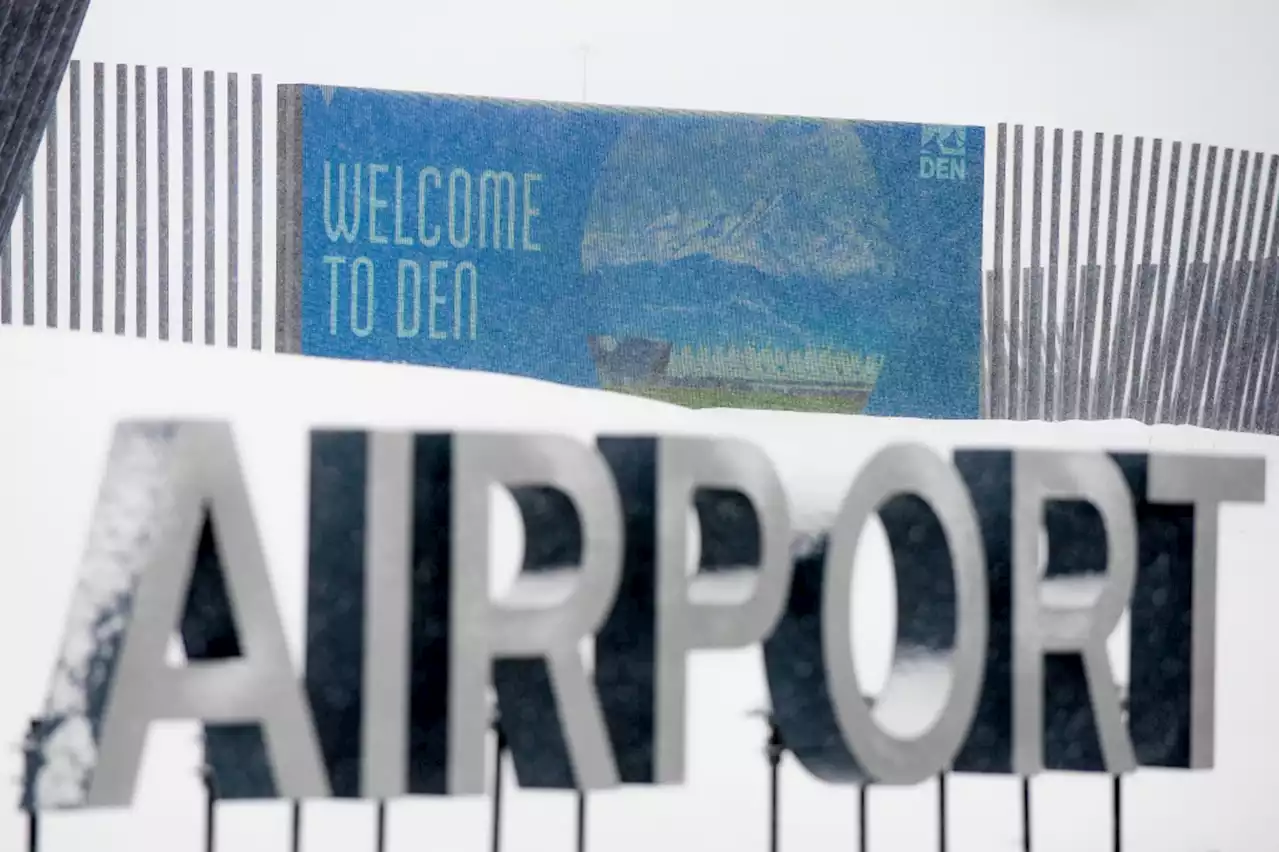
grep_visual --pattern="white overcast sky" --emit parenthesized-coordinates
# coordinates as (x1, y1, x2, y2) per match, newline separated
(1, 0, 1277, 848)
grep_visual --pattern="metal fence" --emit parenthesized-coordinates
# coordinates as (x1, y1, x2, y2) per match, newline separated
(982, 126, 1279, 434)
(0, 60, 274, 350)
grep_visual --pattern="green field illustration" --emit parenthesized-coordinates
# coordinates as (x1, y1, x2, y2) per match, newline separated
(587, 336, 884, 413)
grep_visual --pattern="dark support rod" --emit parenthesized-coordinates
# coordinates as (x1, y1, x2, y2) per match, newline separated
(766, 717, 783, 852)
(374, 800, 387, 852)
(491, 720, 506, 852)
(1112, 774, 1123, 852)
(937, 773, 948, 852)
(576, 791, 587, 852)
(27, 805, 38, 852)
(1022, 777, 1032, 852)
(290, 801, 302, 852)
(200, 761, 218, 852)
(858, 784, 869, 852)
(22, 719, 42, 852)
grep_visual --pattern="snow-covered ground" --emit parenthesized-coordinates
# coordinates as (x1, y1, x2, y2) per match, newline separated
(0, 328, 1274, 851)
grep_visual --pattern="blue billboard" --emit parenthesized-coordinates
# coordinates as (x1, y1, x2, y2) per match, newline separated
(278, 86, 984, 418)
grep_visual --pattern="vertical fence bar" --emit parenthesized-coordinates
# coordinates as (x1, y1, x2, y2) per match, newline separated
(1218, 152, 1269, 427)
(1160, 143, 1201, 421)
(1176, 146, 1219, 423)
(114, 63, 127, 334)
(182, 67, 193, 342)
(1098, 135, 1123, 417)
(135, 64, 147, 337)
(1009, 125, 1024, 419)
(157, 66, 169, 340)
(22, 173, 34, 325)
(69, 60, 81, 329)
(1255, 236, 1280, 432)
(1028, 128, 1044, 420)
(1214, 153, 1264, 428)
(204, 69, 215, 345)
(251, 74, 263, 350)
(1111, 138, 1144, 418)
(276, 84, 303, 354)
(1202, 152, 1248, 422)
(1128, 139, 1162, 420)
(1218, 157, 1260, 429)
(92, 61, 104, 332)
(45, 101, 57, 326)
(1142, 141, 1180, 421)
(1079, 132, 1103, 417)
(1242, 203, 1278, 430)
(980, 270, 990, 418)
(1045, 129, 1062, 420)
(1190, 149, 1238, 421)
(1062, 130, 1083, 419)
(990, 124, 1007, 419)
(227, 72, 239, 347)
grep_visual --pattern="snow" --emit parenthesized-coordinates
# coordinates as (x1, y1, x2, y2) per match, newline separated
(0, 327, 1275, 851)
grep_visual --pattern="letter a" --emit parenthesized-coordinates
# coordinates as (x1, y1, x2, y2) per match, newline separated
(27, 422, 329, 810)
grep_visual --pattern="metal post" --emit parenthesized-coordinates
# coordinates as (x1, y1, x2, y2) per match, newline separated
(937, 773, 948, 852)
(576, 791, 587, 852)
(1114, 693, 1128, 852)
(766, 720, 783, 852)
(1021, 777, 1032, 852)
(858, 784, 869, 852)
(748, 709, 786, 852)
(374, 801, 387, 852)
(27, 804, 38, 852)
(491, 717, 506, 852)
(22, 719, 42, 852)
(291, 801, 302, 852)
(199, 761, 218, 852)
(1112, 775, 1123, 852)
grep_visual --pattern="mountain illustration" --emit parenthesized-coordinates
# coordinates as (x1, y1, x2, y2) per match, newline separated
(580, 117, 898, 281)
(920, 125, 966, 156)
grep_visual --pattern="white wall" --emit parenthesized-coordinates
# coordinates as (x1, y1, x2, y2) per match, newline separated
(0, 327, 1275, 851)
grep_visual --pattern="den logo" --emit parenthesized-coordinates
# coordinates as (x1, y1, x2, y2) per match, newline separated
(919, 125, 967, 180)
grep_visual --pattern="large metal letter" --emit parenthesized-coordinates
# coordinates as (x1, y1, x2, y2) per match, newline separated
(450, 433, 624, 793)
(950, 450, 1015, 774)
(1013, 450, 1137, 775)
(29, 422, 329, 810)
(303, 430, 415, 798)
(1131, 453, 1266, 768)
(652, 436, 792, 783)
(766, 444, 987, 785)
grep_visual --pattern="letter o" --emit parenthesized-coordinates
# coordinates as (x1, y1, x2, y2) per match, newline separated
(822, 443, 987, 784)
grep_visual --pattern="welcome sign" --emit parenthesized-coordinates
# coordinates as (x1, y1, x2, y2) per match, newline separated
(276, 87, 985, 419)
